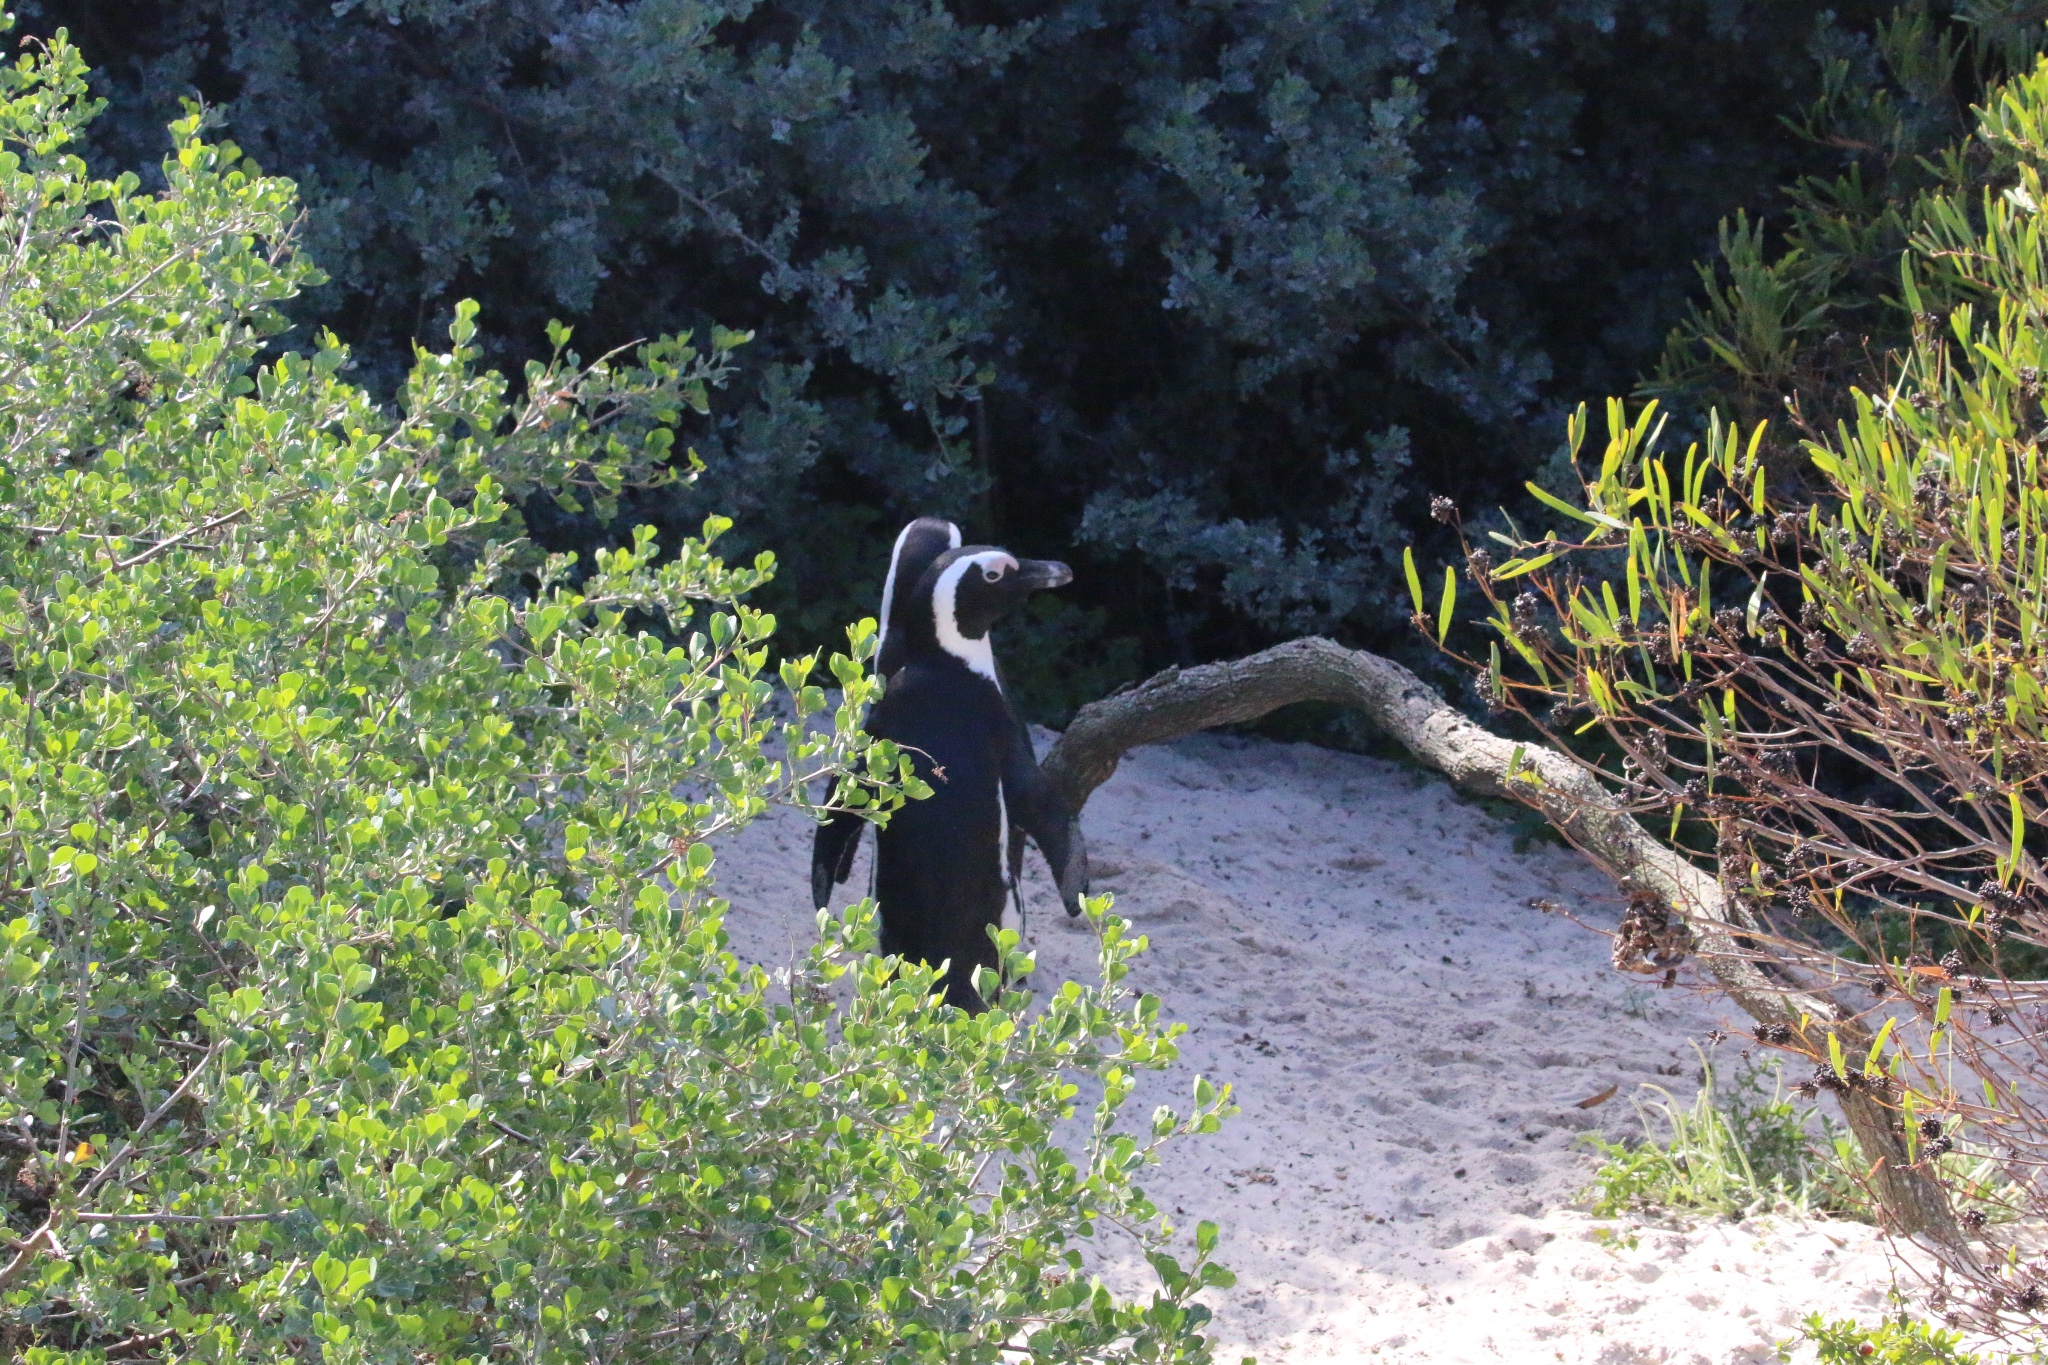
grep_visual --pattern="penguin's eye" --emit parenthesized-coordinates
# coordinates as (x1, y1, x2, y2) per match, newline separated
(982, 567, 1003, 582)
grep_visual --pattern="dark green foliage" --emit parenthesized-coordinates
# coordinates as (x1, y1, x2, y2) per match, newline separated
(21, 0, 1929, 710)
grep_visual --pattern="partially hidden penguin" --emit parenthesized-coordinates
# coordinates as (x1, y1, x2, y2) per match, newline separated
(812, 542, 1089, 1010)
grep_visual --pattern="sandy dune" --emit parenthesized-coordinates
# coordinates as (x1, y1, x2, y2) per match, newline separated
(715, 731, 1913, 1364)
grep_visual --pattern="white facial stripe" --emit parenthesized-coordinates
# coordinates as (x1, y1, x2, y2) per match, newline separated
(932, 550, 1014, 686)
(876, 519, 960, 664)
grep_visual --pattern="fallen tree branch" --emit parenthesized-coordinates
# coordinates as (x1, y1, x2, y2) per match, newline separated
(1040, 637, 1960, 1245)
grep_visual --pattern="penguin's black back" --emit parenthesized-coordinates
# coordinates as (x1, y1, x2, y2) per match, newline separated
(876, 517, 960, 680)
(866, 651, 1012, 1008)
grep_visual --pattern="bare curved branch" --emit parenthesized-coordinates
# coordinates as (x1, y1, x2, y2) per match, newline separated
(1041, 636, 1961, 1245)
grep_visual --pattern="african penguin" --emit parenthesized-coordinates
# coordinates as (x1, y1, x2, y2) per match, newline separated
(815, 544, 1089, 1011)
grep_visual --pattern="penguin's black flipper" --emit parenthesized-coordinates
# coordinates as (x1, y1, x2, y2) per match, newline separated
(999, 721, 1089, 916)
(811, 809, 866, 910)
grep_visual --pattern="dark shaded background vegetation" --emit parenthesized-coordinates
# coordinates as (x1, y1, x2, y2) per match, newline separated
(27, 0, 2048, 717)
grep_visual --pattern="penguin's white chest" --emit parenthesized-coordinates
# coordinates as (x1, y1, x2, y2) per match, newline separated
(996, 782, 1018, 934)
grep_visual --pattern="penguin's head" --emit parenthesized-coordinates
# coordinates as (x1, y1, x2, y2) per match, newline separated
(876, 517, 961, 679)
(911, 545, 1073, 683)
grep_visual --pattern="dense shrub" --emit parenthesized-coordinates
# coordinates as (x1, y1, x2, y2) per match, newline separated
(1438, 42, 2048, 1335)
(0, 27, 1233, 1362)
(13, 0, 1941, 701)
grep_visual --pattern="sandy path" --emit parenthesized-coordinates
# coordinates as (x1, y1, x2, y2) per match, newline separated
(714, 732, 1906, 1364)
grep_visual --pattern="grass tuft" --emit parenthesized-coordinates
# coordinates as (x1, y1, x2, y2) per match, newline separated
(1584, 1051, 1867, 1221)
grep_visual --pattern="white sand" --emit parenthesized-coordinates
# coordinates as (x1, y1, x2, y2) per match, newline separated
(715, 730, 1916, 1364)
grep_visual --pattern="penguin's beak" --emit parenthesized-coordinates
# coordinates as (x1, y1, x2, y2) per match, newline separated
(1014, 559, 1073, 591)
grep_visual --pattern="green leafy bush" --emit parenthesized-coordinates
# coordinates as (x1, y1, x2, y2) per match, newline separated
(0, 26, 1233, 1362)
(1788, 1315, 1985, 1365)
